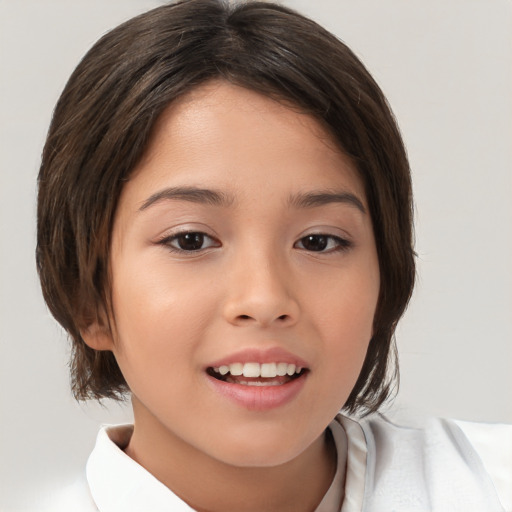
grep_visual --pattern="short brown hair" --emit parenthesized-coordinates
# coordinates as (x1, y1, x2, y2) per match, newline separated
(37, 0, 414, 414)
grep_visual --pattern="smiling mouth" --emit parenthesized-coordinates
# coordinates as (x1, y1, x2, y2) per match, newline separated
(207, 362, 308, 386)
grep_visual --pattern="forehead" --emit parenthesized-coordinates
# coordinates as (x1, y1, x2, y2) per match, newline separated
(124, 80, 366, 208)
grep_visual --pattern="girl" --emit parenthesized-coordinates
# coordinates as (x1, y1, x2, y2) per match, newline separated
(36, 1, 511, 510)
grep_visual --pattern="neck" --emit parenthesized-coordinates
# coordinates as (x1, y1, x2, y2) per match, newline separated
(124, 399, 342, 512)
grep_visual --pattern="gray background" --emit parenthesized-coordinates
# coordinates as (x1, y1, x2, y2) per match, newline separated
(1, 1, 511, 510)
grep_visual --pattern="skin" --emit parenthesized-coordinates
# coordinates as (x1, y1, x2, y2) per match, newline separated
(83, 81, 380, 512)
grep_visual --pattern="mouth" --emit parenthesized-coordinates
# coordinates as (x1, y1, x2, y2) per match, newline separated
(206, 362, 308, 386)
(204, 348, 310, 410)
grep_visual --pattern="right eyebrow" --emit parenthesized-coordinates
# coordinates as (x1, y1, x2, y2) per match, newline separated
(288, 189, 367, 214)
(138, 186, 235, 211)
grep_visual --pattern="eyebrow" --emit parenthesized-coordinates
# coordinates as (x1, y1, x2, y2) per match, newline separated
(288, 190, 366, 214)
(138, 186, 366, 214)
(138, 186, 235, 211)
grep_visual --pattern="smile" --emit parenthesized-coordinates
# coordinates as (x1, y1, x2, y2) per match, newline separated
(207, 362, 306, 389)
(211, 362, 303, 378)
(205, 355, 309, 410)
(205, 347, 310, 408)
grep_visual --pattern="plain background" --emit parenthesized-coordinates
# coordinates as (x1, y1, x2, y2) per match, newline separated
(1, 0, 511, 510)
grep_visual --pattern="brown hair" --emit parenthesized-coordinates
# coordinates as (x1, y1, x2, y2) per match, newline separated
(37, 0, 414, 414)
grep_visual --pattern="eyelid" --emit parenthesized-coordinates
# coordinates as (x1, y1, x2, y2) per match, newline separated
(155, 228, 221, 253)
(293, 232, 353, 253)
(153, 222, 219, 242)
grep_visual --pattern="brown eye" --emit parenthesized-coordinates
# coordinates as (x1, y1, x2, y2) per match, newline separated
(175, 233, 205, 251)
(300, 235, 329, 251)
(295, 234, 352, 253)
(161, 232, 219, 252)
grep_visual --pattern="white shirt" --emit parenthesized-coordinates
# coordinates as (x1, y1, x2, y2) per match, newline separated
(46, 413, 512, 511)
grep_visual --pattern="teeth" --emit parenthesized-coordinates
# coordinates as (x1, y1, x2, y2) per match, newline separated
(260, 362, 277, 378)
(276, 362, 288, 376)
(229, 363, 243, 376)
(242, 362, 260, 378)
(225, 378, 282, 386)
(213, 362, 304, 378)
(286, 364, 296, 376)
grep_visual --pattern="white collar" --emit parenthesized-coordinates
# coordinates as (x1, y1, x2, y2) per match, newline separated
(337, 415, 367, 512)
(315, 415, 367, 512)
(86, 414, 365, 512)
(86, 412, 509, 512)
(87, 424, 195, 512)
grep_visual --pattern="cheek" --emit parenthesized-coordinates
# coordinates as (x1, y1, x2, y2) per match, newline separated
(108, 256, 218, 376)
(320, 302, 373, 384)
(310, 260, 379, 340)
(305, 260, 379, 392)
(113, 250, 217, 324)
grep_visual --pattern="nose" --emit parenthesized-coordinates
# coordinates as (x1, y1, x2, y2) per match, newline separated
(222, 249, 300, 328)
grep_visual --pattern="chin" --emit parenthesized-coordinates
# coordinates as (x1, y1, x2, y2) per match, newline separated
(216, 448, 301, 469)
(204, 431, 313, 469)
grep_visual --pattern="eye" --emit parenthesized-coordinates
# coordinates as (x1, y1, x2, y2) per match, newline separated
(159, 231, 220, 252)
(294, 234, 352, 253)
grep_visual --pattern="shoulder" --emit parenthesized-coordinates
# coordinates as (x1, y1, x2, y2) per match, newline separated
(338, 411, 512, 512)
(37, 424, 133, 512)
(39, 472, 98, 512)
(454, 418, 512, 512)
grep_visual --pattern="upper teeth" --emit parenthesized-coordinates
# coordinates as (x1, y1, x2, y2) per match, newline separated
(212, 362, 302, 378)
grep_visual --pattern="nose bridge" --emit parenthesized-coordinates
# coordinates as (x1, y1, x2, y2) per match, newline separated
(223, 237, 299, 327)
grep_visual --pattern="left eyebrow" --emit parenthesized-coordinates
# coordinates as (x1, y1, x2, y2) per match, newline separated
(138, 186, 235, 211)
(288, 190, 366, 214)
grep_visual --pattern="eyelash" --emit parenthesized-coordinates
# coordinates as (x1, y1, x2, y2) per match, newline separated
(157, 231, 220, 253)
(157, 231, 352, 254)
(293, 234, 353, 253)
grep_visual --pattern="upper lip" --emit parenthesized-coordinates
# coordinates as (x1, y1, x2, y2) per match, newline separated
(206, 347, 310, 370)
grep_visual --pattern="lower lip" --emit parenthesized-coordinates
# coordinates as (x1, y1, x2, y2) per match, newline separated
(205, 373, 307, 411)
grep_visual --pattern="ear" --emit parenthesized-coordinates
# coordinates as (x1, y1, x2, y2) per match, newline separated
(80, 322, 115, 351)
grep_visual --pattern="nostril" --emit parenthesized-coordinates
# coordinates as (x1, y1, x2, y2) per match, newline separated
(230, 312, 296, 326)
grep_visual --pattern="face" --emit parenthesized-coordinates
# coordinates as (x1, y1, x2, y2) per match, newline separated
(91, 81, 379, 468)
